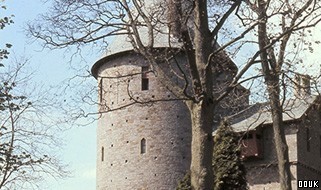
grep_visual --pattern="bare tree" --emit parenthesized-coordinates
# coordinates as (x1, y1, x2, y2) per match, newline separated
(28, 1, 255, 189)
(0, 1, 69, 188)
(26, 0, 267, 189)
(237, 1, 321, 189)
(0, 59, 69, 189)
(27, 0, 321, 189)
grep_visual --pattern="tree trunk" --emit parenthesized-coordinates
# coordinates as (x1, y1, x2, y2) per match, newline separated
(266, 78, 292, 190)
(257, 0, 292, 188)
(188, 1, 215, 189)
(188, 101, 214, 190)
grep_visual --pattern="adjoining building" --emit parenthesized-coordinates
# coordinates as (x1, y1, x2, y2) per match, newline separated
(92, 40, 321, 190)
(229, 92, 321, 189)
(91, 1, 321, 189)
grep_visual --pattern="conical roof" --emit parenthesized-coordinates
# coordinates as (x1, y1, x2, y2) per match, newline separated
(91, 0, 238, 78)
(91, 0, 184, 78)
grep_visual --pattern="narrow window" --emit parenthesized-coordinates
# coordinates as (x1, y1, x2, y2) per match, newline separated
(140, 138, 146, 154)
(141, 66, 149, 91)
(99, 78, 103, 103)
(307, 128, 310, 152)
(101, 147, 104, 162)
(319, 135, 321, 158)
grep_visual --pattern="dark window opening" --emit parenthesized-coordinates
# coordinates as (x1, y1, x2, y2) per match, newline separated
(101, 147, 104, 162)
(141, 66, 149, 91)
(307, 128, 310, 152)
(319, 135, 321, 158)
(99, 78, 103, 103)
(142, 78, 149, 90)
(142, 66, 149, 76)
(141, 138, 146, 154)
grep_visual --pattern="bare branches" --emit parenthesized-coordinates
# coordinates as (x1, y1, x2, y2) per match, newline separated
(211, 0, 241, 38)
(132, 0, 154, 47)
(0, 61, 69, 189)
(28, 0, 128, 49)
(28, 1, 321, 189)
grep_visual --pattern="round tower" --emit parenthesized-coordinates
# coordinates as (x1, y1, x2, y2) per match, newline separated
(92, 48, 192, 189)
(91, 1, 249, 189)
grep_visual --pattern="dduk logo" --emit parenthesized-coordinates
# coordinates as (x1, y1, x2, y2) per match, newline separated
(298, 180, 319, 188)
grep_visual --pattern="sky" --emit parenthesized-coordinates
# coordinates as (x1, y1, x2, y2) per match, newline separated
(0, 1, 97, 190)
(1, 1, 321, 190)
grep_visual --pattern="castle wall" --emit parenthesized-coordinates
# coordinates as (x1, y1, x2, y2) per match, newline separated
(244, 123, 298, 165)
(244, 102, 321, 188)
(246, 164, 298, 190)
(96, 53, 192, 190)
(94, 48, 250, 189)
(297, 103, 321, 181)
(244, 123, 299, 189)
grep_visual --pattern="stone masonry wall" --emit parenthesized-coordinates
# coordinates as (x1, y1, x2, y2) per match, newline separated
(244, 124, 299, 189)
(297, 103, 321, 181)
(96, 53, 192, 190)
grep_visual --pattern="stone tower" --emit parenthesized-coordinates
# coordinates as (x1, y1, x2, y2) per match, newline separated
(91, 1, 249, 189)
(92, 49, 192, 189)
(92, 47, 247, 190)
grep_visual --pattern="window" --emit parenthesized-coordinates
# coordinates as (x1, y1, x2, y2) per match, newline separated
(99, 78, 103, 103)
(319, 135, 321, 158)
(101, 147, 104, 161)
(140, 138, 146, 154)
(307, 128, 310, 152)
(141, 66, 149, 91)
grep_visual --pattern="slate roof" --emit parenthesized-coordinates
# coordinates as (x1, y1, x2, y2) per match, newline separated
(228, 96, 320, 132)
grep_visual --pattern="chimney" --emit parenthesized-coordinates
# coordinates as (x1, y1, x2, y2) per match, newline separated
(294, 74, 311, 98)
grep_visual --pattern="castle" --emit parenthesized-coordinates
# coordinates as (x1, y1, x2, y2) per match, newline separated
(91, 24, 248, 190)
(91, 1, 321, 190)
(91, 34, 248, 189)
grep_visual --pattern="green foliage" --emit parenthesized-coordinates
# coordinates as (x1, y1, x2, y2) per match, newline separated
(176, 172, 191, 190)
(0, 81, 47, 172)
(177, 120, 248, 190)
(0, 78, 59, 189)
(0, 2, 13, 67)
(213, 120, 248, 190)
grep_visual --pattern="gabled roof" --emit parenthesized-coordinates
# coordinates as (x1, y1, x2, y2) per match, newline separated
(229, 96, 320, 132)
